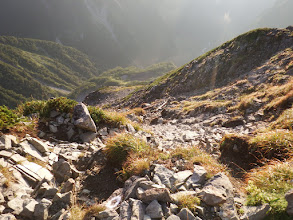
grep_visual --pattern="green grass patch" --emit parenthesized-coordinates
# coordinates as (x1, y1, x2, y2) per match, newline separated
(18, 97, 77, 117)
(104, 133, 150, 166)
(246, 160, 293, 219)
(0, 105, 20, 130)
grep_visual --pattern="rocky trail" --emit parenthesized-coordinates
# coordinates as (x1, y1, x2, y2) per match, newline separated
(0, 99, 278, 220)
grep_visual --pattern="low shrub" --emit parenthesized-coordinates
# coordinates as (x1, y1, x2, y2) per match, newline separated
(18, 97, 77, 117)
(0, 105, 20, 129)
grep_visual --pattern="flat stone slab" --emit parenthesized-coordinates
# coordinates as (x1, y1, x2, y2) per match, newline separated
(19, 141, 46, 162)
(0, 150, 13, 158)
(21, 162, 53, 181)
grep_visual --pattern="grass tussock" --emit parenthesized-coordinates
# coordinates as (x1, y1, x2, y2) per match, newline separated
(0, 165, 16, 187)
(104, 133, 151, 166)
(69, 204, 105, 220)
(89, 106, 141, 130)
(182, 100, 231, 113)
(228, 92, 260, 113)
(177, 195, 201, 212)
(245, 160, 293, 219)
(264, 80, 293, 111)
(169, 146, 227, 178)
(249, 130, 293, 159)
(130, 107, 146, 116)
(271, 106, 293, 129)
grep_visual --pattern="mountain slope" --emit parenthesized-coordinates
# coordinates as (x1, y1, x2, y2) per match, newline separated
(256, 0, 293, 28)
(0, 36, 99, 108)
(0, 0, 175, 68)
(70, 62, 176, 102)
(125, 27, 293, 105)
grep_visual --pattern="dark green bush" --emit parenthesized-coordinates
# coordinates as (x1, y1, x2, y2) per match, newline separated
(0, 106, 20, 129)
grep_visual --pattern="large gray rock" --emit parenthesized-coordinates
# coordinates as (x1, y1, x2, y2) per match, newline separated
(152, 164, 176, 189)
(52, 159, 73, 182)
(200, 173, 233, 206)
(73, 103, 97, 132)
(186, 165, 207, 188)
(19, 140, 46, 162)
(285, 189, 293, 216)
(145, 200, 163, 218)
(21, 199, 38, 218)
(34, 198, 52, 220)
(138, 188, 172, 203)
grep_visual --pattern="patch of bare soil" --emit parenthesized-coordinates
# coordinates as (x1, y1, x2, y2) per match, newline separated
(80, 151, 123, 201)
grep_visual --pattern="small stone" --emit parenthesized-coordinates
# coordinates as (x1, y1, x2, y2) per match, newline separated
(0, 192, 4, 204)
(177, 208, 197, 220)
(245, 204, 270, 220)
(80, 132, 97, 143)
(52, 159, 72, 182)
(53, 192, 73, 206)
(138, 188, 172, 203)
(43, 188, 58, 199)
(285, 189, 293, 215)
(27, 138, 49, 154)
(61, 178, 75, 193)
(49, 125, 58, 133)
(126, 124, 136, 133)
(167, 215, 181, 220)
(0, 214, 16, 220)
(7, 197, 24, 215)
(186, 165, 207, 188)
(130, 199, 144, 220)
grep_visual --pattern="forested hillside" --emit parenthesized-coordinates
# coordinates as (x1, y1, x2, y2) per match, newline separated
(0, 36, 98, 107)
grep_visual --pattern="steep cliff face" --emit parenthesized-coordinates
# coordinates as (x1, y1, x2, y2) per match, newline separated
(126, 27, 293, 105)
